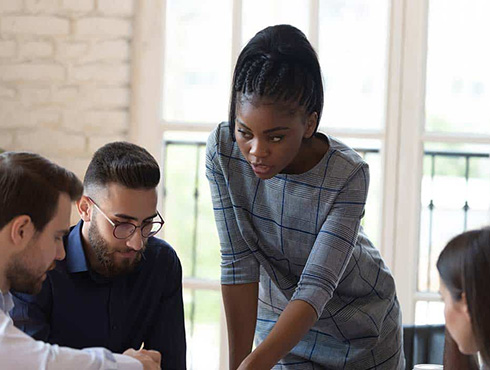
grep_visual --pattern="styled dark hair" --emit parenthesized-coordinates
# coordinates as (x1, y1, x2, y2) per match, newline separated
(229, 24, 324, 139)
(83, 141, 160, 192)
(0, 152, 83, 232)
(437, 228, 490, 366)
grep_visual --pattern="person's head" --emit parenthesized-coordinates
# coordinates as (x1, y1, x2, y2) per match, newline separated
(229, 24, 324, 179)
(78, 142, 162, 277)
(0, 152, 83, 294)
(437, 228, 490, 364)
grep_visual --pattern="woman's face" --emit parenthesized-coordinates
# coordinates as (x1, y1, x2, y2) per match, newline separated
(440, 280, 479, 355)
(235, 98, 316, 180)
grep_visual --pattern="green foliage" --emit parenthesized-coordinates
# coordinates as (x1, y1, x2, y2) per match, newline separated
(163, 144, 222, 325)
(424, 116, 490, 179)
(426, 115, 455, 133)
(423, 145, 489, 180)
(184, 289, 221, 326)
(163, 144, 220, 281)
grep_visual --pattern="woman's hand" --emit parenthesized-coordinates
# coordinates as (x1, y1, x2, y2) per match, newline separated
(236, 299, 318, 370)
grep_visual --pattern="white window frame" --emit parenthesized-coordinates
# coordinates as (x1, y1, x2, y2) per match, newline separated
(129, 0, 490, 368)
(386, 0, 490, 323)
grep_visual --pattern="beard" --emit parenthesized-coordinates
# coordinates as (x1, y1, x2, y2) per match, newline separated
(6, 251, 47, 295)
(87, 217, 145, 278)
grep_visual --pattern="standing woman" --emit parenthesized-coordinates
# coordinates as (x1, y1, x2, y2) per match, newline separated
(206, 25, 404, 369)
(437, 228, 490, 370)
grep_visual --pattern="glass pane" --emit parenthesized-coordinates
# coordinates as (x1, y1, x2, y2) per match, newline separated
(163, 0, 232, 124)
(418, 143, 490, 292)
(241, 0, 310, 46)
(164, 141, 221, 280)
(415, 300, 445, 325)
(426, 0, 490, 134)
(336, 137, 382, 248)
(184, 288, 221, 370)
(319, 0, 390, 130)
(196, 145, 221, 279)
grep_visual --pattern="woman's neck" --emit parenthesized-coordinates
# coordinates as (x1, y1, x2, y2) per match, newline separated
(282, 134, 329, 175)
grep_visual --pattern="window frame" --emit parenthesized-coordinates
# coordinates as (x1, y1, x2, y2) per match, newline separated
(130, 0, 490, 368)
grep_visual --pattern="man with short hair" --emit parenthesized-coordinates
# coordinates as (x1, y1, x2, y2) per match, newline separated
(0, 151, 161, 369)
(12, 142, 186, 369)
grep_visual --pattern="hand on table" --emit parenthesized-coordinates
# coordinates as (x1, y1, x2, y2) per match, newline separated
(123, 348, 162, 370)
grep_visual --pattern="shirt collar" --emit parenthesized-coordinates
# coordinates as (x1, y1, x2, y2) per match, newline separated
(65, 220, 90, 273)
(0, 290, 14, 314)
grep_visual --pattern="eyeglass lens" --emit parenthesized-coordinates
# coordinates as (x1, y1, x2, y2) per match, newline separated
(113, 222, 163, 239)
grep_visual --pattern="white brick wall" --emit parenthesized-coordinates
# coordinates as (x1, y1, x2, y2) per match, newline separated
(0, 0, 135, 182)
(0, 1, 23, 13)
(0, 40, 16, 57)
(1, 16, 70, 36)
(71, 63, 130, 83)
(0, 63, 65, 81)
(0, 85, 15, 98)
(76, 17, 131, 37)
(98, 0, 134, 17)
(19, 41, 54, 59)
(25, 0, 62, 14)
(61, 0, 95, 13)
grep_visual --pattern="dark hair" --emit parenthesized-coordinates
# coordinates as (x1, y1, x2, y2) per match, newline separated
(83, 141, 160, 192)
(0, 152, 83, 231)
(437, 228, 490, 365)
(229, 24, 324, 140)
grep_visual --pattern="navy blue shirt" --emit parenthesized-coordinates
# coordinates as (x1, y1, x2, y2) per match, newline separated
(11, 221, 186, 370)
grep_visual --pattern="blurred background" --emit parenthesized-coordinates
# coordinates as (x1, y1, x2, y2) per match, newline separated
(1, 1, 489, 369)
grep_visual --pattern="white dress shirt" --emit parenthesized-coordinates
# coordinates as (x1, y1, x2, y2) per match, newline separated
(0, 290, 142, 370)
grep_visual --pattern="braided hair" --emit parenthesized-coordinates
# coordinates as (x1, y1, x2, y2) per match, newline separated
(229, 24, 324, 140)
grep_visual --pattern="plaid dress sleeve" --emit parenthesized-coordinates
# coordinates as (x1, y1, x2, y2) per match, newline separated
(206, 126, 260, 285)
(291, 163, 369, 317)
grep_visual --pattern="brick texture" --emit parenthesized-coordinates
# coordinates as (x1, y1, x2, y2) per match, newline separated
(0, 0, 135, 175)
(1, 16, 70, 36)
(97, 0, 134, 17)
(0, 0, 23, 13)
(0, 40, 16, 58)
(76, 17, 131, 37)
(25, 0, 60, 14)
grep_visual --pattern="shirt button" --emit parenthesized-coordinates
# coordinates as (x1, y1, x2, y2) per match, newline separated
(112, 325, 118, 330)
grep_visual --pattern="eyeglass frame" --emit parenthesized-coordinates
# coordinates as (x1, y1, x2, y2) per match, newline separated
(87, 196, 164, 240)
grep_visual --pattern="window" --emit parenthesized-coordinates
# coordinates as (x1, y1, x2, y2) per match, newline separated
(414, 0, 490, 324)
(131, 0, 490, 368)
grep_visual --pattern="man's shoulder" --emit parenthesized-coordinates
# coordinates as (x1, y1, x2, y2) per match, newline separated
(144, 237, 181, 266)
(146, 236, 176, 252)
(139, 238, 182, 287)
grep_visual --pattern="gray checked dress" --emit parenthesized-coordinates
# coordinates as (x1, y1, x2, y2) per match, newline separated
(206, 122, 404, 369)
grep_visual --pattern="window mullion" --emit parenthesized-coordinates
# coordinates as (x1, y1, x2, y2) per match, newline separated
(380, 0, 406, 270)
(231, 0, 243, 70)
(308, 0, 319, 50)
(422, 131, 490, 145)
(392, 0, 429, 324)
(130, 0, 166, 162)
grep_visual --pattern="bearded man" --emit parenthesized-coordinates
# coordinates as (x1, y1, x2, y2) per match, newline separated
(11, 142, 186, 370)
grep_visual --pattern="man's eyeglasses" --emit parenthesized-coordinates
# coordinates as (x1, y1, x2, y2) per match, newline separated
(87, 197, 164, 240)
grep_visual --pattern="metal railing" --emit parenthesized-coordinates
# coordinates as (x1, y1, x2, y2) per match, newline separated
(163, 140, 489, 283)
(422, 150, 490, 293)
